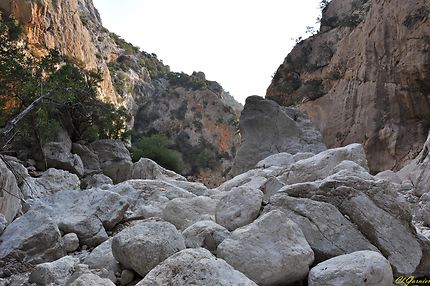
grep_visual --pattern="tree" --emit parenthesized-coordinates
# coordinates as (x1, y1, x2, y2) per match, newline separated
(0, 11, 129, 152)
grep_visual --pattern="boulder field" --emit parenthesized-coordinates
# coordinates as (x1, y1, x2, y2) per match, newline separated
(1, 133, 429, 285)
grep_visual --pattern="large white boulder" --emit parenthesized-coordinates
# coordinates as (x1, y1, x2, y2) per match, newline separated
(264, 194, 378, 262)
(217, 210, 314, 285)
(32, 189, 128, 246)
(279, 143, 369, 185)
(162, 196, 217, 230)
(111, 221, 185, 276)
(215, 186, 263, 230)
(308, 251, 393, 286)
(136, 248, 257, 286)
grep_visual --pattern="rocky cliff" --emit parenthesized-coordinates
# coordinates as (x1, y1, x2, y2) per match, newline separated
(1, 0, 242, 184)
(267, 0, 430, 173)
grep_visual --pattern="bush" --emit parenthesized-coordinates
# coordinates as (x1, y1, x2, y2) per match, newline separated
(131, 134, 183, 173)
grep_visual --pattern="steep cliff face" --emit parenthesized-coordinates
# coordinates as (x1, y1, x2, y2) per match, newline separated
(1, 0, 242, 184)
(267, 0, 430, 173)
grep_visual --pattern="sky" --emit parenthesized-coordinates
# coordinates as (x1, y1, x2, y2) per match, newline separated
(92, 0, 323, 104)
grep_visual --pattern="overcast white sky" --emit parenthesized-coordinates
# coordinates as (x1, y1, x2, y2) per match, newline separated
(93, 0, 322, 104)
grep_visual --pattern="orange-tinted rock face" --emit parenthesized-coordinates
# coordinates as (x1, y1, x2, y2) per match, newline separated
(267, 0, 430, 173)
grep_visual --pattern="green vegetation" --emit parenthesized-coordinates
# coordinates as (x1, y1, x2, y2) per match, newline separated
(140, 54, 170, 79)
(131, 134, 183, 173)
(175, 133, 221, 173)
(109, 32, 139, 54)
(0, 13, 128, 150)
(167, 72, 209, 90)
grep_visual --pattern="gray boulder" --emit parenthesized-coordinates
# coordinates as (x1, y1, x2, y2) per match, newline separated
(217, 210, 314, 285)
(66, 272, 116, 286)
(72, 143, 102, 175)
(0, 211, 65, 275)
(41, 130, 84, 177)
(32, 189, 128, 246)
(264, 194, 378, 262)
(83, 238, 120, 283)
(217, 168, 275, 193)
(375, 170, 402, 184)
(215, 186, 263, 230)
(110, 179, 195, 218)
(230, 96, 326, 176)
(162, 196, 217, 230)
(112, 221, 185, 276)
(81, 174, 113, 189)
(182, 220, 230, 253)
(63, 233, 79, 253)
(282, 173, 425, 275)
(255, 152, 295, 169)
(308, 251, 393, 286)
(90, 139, 133, 183)
(22, 168, 80, 199)
(130, 158, 186, 181)
(0, 159, 21, 223)
(29, 256, 78, 285)
(136, 248, 257, 286)
(278, 144, 369, 185)
(261, 177, 285, 203)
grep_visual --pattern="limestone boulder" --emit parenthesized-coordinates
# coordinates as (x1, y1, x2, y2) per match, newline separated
(264, 194, 378, 262)
(255, 152, 295, 169)
(63, 233, 79, 253)
(217, 210, 314, 285)
(81, 174, 113, 190)
(182, 220, 230, 253)
(66, 272, 116, 286)
(21, 168, 80, 199)
(0, 159, 22, 223)
(90, 139, 133, 183)
(308, 251, 393, 286)
(111, 221, 185, 276)
(29, 256, 78, 285)
(162, 196, 217, 230)
(32, 189, 128, 246)
(0, 211, 65, 276)
(282, 173, 425, 275)
(215, 186, 263, 230)
(41, 130, 84, 177)
(278, 144, 369, 185)
(83, 238, 120, 283)
(72, 143, 101, 175)
(130, 158, 186, 181)
(136, 248, 257, 286)
(110, 179, 195, 218)
(230, 96, 326, 176)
